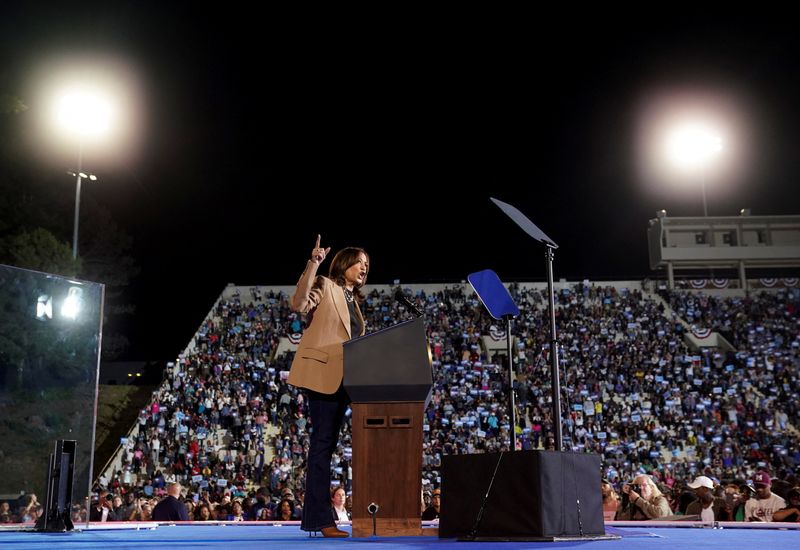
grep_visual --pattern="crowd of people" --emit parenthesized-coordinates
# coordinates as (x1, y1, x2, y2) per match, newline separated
(604, 470, 799, 523)
(4, 282, 796, 524)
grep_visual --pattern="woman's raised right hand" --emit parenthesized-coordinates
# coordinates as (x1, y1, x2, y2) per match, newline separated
(310, 234, 331, 264)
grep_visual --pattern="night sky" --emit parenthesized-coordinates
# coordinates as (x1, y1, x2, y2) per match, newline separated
(2, 7, 799, 360)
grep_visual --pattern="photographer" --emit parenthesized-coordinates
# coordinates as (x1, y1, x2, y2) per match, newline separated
(617, 475, 671, 520)
(89, 491, 121, 522)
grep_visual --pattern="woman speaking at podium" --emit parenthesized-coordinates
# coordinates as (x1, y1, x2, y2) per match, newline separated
(288, 234, 369, 538)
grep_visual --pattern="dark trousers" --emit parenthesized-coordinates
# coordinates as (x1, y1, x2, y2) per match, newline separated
(301, 385, 349, 532)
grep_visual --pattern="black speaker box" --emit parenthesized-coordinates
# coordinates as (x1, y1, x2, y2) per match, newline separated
(439, 450, 605, 541)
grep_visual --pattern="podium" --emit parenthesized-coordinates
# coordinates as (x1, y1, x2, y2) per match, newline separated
(343, 317, 433, 537)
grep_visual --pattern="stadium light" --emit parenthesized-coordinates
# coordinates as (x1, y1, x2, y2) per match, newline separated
(52, 84, 117, 259)
(53, 86, 115, 140)
(665, 122, 723, 216)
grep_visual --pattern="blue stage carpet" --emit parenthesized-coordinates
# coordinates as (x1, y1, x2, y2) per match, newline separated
(0, 524, 798, 549)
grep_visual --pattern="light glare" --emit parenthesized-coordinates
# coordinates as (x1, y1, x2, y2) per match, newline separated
(36, 295, 53, 320)
(54, 86, 115, 140)
(635, 87, 752, 208)
(666, 124, 723, 170)
(27, 55, 144, 170)
(61, 286, 84, 320)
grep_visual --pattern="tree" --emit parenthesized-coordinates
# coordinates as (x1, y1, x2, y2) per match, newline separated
(0, 227, 81, 276)
(0, 93, 28, 115)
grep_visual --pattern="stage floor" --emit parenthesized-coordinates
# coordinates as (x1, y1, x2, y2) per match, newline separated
(0, 522, 798, 549)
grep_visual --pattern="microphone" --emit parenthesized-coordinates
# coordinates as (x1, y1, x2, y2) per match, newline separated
(395, 289, 423, 317)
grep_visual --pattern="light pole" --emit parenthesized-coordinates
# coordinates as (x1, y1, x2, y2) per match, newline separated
(73, 142, 83, 260)
(67, 154, 98, 260)
(700, 171, 707, 217)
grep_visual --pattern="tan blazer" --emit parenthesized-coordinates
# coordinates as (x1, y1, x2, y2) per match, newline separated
(288, 269, 365, 394)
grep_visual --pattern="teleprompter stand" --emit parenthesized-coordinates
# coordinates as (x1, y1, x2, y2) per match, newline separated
(438, 198, 617, 542)
(490, 196, 565, 451)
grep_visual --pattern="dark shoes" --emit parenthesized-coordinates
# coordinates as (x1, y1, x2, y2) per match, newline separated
(320, 526, 349, 538)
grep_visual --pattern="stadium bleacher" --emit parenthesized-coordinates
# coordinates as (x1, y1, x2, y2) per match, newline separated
(41, 279, 796, 524)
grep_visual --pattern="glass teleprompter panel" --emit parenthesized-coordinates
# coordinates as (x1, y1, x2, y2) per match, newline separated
(0, 264, 103, 514)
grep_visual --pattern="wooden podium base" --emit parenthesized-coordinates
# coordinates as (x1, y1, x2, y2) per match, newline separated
(352, 517, 437, 538)
(351, 402, 426, 537)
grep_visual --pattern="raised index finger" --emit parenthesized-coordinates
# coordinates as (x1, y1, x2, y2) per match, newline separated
(314, 234, 321, 248)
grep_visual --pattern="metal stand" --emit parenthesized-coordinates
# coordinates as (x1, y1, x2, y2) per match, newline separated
(504, 316, 516, 450)
(490, 197, 566, 451)
(35, 439, 76, 532)
(545, 246, 563, 451)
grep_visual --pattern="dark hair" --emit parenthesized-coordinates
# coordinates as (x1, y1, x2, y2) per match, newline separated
(328, 247, 369, 299)
(194, 503, 211, 520)
(278, 498, 295, 520)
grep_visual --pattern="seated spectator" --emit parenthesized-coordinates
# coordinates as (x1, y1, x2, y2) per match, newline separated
(214, 503, 229, 520)
(250, 489, 270, 521)
(111, 495, 125, 519)
(617, 475, 671, 520)
(280, 489, 302, 519)
(70, 504, 85, 525)
(152, 483, 190, 522)
(331, 487, 350, 522)
(139, 502, 153, 521)
(723, 484, 747, 521)
(18, 494, 40, 523)
(184, 499, 195, 520)
(421, 488, 440, 520)
(127, 497, 152, 521)
(772, 488, 800, 523)
(685, 476, 729, 522)
(601, 479, 619, 521)
(745, 472, 786, 522)
(227, 500, 246, 521)
(194, 504, 212, 521)
(276, 498, 297, 521)
(0, 501, 12, 523)
(119, 492, 137, 520)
